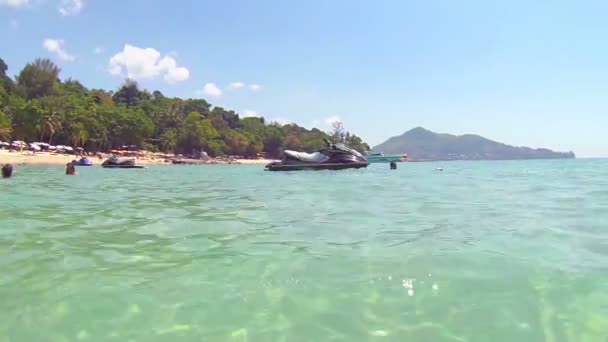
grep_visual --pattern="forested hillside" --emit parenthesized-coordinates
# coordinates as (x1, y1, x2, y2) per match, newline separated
(0, 58, 369, 157)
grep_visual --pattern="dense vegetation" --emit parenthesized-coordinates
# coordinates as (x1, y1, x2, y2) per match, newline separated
(0, 57, 369, 157)
(374, 127, 575, 161)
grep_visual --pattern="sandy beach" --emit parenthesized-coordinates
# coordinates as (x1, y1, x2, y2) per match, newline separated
(0, 150, 275, 166)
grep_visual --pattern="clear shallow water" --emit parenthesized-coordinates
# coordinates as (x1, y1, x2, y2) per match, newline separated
(1, 160, 607, 341)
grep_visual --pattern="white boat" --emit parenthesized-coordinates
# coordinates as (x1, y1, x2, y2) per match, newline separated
(366, 152, 407, 163)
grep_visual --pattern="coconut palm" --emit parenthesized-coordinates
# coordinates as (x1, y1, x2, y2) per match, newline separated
(69, 122, 89, 147)
(0, 110, 11, 141)
(39, 111, 62, 144)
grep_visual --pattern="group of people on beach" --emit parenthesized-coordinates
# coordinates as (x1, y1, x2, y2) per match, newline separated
(1, 162, 76, 178)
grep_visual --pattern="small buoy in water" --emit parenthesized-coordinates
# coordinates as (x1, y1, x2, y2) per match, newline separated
(436, 167, 444, 171)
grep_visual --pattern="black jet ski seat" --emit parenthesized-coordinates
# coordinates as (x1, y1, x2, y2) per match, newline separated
(284, 150, 329, 163)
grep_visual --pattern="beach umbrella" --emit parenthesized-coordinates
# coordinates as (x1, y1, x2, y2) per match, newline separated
(75, 147, 84, 151)
(63, 146, 74, 151)
(48, 145, 57, 150)
(29, 143, 41, 151)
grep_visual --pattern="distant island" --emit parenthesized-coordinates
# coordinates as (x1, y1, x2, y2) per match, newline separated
(373, 127, 575, 161)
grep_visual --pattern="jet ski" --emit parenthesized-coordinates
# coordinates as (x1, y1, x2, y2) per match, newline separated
(265, 139, 369, 171)
(71, 157, 93, 166)
(101, 156, 145, 169)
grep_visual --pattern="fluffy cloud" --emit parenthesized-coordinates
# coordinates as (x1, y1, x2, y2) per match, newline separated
(0, 0, 29, 7)
(229, 82, 245, 89)
(310, 115, 343, 130)
(93, 47, 104, 55)
(199, 83, 222, 97)
(242, 110, 260, 118)
(108, 44, 190, 84)
(250, 84, 261, 91)
(43, 39, 75, 61)
(58, 0, 84, 16)
(270, 118, 292, 125)
(324, 115, 342, 125)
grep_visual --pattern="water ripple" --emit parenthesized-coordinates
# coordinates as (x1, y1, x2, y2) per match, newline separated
(1, 160, 608, 341)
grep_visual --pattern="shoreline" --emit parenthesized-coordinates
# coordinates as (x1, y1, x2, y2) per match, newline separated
(0, 151, 275, 166)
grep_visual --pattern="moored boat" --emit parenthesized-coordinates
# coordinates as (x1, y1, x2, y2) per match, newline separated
(366, 152, 407, 163)
(101, 156, 145, 169)
(265, 140, 369, 171)
(71, 157, 93, 166)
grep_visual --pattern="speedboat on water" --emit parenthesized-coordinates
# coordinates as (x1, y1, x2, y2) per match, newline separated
(366, 152, 407, 163)
(71, 156, 93, 166)
(265, 140, 368, 171)
(101, 156, 144, 169)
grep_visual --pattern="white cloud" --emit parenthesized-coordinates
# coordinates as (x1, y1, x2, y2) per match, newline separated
(58, 0, 84, 16)
(93, 47, 104, 55)
(270, 118, 292, 125)
(250, 84, 261, 91)
(229, 82, 245, 89)
(198, 83, 222, 97)
(324, 115, 342, 125)
(0, 0, 29, 7)
(241, 110, 260, 118)
(108, 44, 190, 84)
(310, 115, 343, 130)
(43, 38, 75, 61)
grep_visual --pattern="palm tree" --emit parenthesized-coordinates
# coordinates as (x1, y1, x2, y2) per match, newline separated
(0, 110, 12, 141)
(0, 126, 10, 141)
(69, 122, 89, 147)
(39, 111, 61, 144)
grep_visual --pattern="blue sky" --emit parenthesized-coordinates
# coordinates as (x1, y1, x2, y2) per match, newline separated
(1, 0, 607, 156)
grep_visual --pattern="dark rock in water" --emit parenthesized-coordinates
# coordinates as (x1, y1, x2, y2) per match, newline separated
(373, 127, 576, 161)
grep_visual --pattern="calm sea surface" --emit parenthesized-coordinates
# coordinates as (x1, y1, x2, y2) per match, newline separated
(1, 160, 607, 341)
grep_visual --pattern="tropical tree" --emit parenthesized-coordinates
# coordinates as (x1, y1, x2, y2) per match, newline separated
(112, 79, 145, 107)
(0, 57, 14, 93)
(331, 120, 346, 143)
(16, 58, 60, 100)
(0, 110, 12, 141)
(177, 112, 219, 155)
(67, 122, 89, 147)
(1, 56, 372, 156)
(160, 128, 178, 152)
(39, 110, 62, 143)
(11, 101, 44, 141)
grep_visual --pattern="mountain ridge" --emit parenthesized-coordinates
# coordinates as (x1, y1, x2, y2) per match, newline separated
(373, 127, 575, 161)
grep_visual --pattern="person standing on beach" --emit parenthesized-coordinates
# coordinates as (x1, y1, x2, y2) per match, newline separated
(2, 163, 13, 178)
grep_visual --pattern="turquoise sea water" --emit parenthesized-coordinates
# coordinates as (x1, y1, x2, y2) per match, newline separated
(1, 160, 607, 341)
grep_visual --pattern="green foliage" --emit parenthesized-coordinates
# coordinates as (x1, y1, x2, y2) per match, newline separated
(16, 58, 60, 100)
(160, 128, 178, 153)
(0, 57, 14, 94)
(0, 110, 12, 141)
(112, 79, 144, 107)
(329, 121, 370, 153)
(67, 122, 90, 147)
(0, 56, 371, 156)
(11, 100, 44, 140)
(176, 112, 221, 155)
